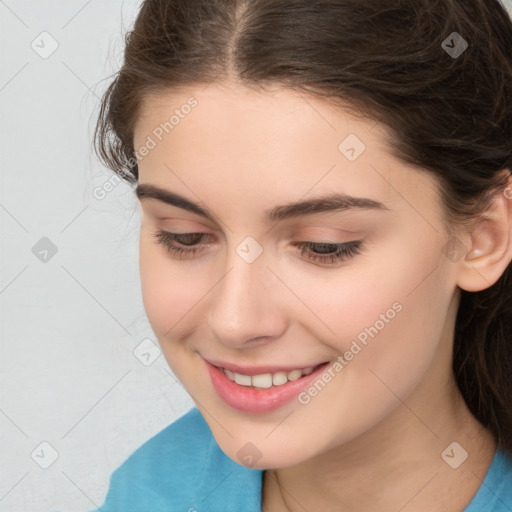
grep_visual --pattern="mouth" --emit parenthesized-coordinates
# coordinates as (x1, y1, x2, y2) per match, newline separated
(203, 358, 333, 414)
(217, 362, 325, 389)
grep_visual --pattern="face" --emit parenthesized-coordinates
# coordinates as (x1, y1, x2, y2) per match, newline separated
(133, 81, 460, 469)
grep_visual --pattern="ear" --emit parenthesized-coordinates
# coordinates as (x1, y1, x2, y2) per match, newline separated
(455, 170, 512, 292)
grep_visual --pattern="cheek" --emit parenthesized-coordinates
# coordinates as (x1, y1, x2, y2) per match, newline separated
(290, 235, 452, 394)
(281, 249, 453, 452)
(139, 239, 206, 340)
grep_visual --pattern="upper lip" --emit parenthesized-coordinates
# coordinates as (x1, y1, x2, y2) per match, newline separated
(203, 356, 329, 376)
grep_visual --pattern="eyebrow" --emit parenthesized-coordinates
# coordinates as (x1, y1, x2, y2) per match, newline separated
(135, 183, 390, 222)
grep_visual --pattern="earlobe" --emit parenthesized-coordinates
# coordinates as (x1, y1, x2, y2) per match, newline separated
(456, 171, 512, 293)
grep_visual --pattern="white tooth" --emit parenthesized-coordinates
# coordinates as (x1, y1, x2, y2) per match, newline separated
(302, 366, 314, 375)
(234, 373, 252, 386)
(251, 373, 273, 389)
(287, 369, 303, 381)
(224, 369, 235, 381)
(272, 371, 289, 386)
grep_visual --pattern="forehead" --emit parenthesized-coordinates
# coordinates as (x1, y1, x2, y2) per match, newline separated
(133, 82, 439, 223)
(134, 81, 385, 149)
(135, 82, 392, 170)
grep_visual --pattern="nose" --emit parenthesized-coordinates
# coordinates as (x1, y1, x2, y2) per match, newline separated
(207, 249, 288, 348)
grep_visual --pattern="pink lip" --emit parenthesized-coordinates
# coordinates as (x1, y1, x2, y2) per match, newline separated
(204, 358, 331, 414)
(203, 357, 327, 376)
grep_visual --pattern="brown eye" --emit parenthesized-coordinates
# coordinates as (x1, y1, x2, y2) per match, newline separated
(293, 240, 363, 265)
(152, 231, 211, 258)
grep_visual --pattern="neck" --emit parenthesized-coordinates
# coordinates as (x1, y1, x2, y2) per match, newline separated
(262, 382, 497, 512)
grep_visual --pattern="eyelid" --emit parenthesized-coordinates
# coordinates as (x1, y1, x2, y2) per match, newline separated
(151, 229, 363, 266)
(144, 214, 219, 235)
(143, 206, 366, 235)
(153, 229, 354, 248)
(292, 225, 364, 240)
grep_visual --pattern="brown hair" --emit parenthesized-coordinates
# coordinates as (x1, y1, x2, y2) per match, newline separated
(94, 0, 512, 452)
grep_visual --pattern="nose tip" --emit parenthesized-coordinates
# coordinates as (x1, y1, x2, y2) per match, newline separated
(206, 261, 288, 348)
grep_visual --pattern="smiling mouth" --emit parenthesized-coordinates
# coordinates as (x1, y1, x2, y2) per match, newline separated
(205, 359, 333, 414)
(216, 362, 328, 389)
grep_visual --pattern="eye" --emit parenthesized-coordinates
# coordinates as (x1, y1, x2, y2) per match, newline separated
(151, 230, 363, 265)
(151, 230, 211, 259)
(292, 241, 363, 265)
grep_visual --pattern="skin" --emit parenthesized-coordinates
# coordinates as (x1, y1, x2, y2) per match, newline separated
(133, 80, 512, 512)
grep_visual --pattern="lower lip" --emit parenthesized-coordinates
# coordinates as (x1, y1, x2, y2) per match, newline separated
(205, 360, 331, 414)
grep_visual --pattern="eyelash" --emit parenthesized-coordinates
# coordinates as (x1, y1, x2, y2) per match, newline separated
(151, 230, 363, 265)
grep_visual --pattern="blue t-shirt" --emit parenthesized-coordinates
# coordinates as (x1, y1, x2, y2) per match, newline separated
(58, 407, 512, 512)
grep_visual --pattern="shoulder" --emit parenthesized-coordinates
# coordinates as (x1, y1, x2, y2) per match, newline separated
(464, 447, 512, 512)
(487, 448, 512, 503)
(91, 406, 263, 512)
(97, 407, 215, 511)
(113, 406, 212, 476)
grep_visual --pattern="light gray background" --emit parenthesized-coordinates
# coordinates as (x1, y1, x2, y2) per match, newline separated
(1, 1, 511, 511)
(0, 2, 194, 512)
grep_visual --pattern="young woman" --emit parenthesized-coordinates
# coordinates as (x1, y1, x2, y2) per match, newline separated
(85, 0, 512, 510)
